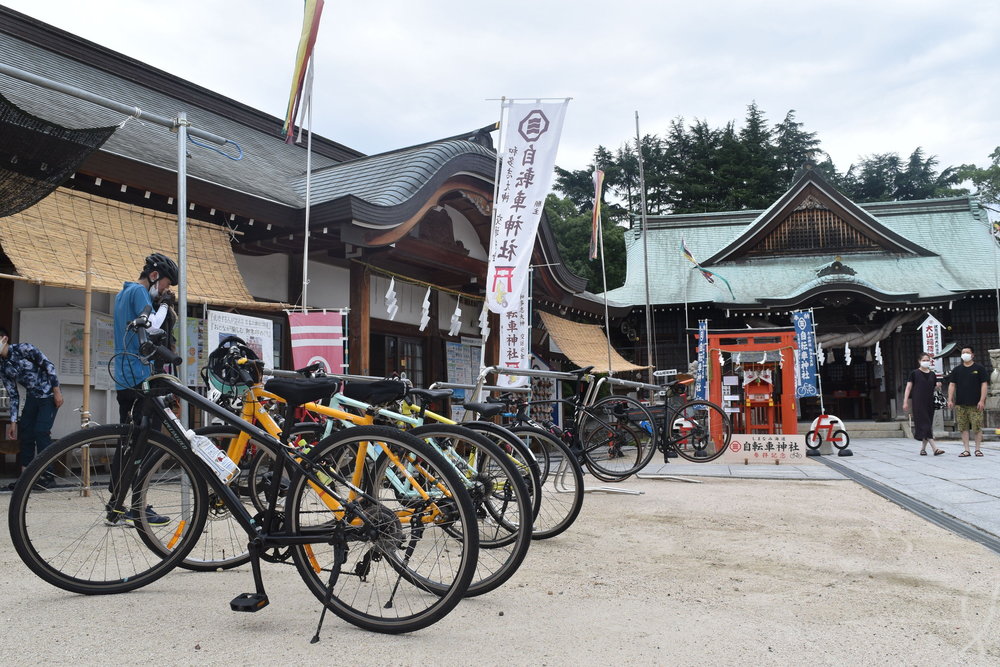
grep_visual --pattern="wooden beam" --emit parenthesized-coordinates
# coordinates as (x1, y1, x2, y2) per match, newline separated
(349, 262, 370, 375)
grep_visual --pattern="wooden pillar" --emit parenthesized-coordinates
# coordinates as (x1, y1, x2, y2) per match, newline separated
(349, 263, 370, 375)
(486, 310, 500, 372)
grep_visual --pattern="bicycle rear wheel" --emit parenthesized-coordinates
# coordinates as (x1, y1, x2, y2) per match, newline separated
(577, 396, 657, 481)
(666, 400, 733, 462)
(287, 425, 478, 634)
(408, 424, 532, 597)
(7, 424, 208, 595)
(460, 420, 542, 520)
(506, 425, 584, 540)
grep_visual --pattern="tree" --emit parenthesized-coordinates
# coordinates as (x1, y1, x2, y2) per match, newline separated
(773, 109, 820, 187)
(544, 193, 627, 289)
(958, 146, 1000, 212)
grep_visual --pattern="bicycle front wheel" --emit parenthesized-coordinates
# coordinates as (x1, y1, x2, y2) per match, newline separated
(578, 396, 658, 481)
(507, 425, 584, 540)
(667, 400, 733, 462)
(287, 425, 478, 634)
(7, 424, 208, 595)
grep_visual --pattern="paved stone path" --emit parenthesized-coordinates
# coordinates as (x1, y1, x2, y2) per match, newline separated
(642, 437, 1000, 538)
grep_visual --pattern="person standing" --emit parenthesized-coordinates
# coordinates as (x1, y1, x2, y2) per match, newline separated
(110, 252, 178, 525)
(902, 352, 944, 456)
(945, 345, 989, 457)
(0, 327, 63, 488)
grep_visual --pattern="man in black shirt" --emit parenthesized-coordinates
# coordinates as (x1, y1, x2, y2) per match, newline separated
(945, 345, 989, 457)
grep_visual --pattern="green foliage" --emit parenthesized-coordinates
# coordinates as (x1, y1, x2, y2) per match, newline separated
(957, 146, 1000, 210)
(543, 193, 626, 290)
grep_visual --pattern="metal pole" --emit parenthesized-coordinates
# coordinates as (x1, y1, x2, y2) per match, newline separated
(635, 112, 655, 383)
(177, 112, 189, 425)
(301, 59, 314, 313)
(0, 62, 227, 145)
(81, 232, 93, 427)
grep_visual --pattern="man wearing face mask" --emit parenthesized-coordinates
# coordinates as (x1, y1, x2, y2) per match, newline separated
(945, 346, 989, 457)
(109, 253, 178, 526)
(0, 327, 63, 489)
(113, 253, 178, 422)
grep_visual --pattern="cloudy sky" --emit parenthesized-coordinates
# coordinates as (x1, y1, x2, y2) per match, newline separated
(4, 0, 998, 176)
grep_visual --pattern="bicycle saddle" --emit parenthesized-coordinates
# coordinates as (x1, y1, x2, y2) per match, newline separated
(264, 377, 340, 406)
(462, 402, 505, 418)
(571, 366, 595, 376)
(341, 379, 407, 405)
(407, 388, 453, 403)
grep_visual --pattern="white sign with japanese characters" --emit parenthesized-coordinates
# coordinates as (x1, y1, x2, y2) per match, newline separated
(720, 433, 808, 464)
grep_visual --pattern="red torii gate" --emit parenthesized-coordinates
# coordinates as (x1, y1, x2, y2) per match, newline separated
(705, 327, 798, 435)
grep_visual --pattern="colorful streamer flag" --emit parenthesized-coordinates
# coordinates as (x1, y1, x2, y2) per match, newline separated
(680, 239, 735, 300)
(589, 169, 605, 260)
(282, 0, 325, 144)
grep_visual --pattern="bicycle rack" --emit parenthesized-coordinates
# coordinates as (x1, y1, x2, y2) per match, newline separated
(472, 366, 644, 495)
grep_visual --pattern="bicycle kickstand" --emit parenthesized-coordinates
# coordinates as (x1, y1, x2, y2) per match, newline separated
(230, 539, 270, 613)
(311, 533, 347, 644)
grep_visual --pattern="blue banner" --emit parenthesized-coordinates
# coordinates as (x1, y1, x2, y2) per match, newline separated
(791, 310, 819, 397)
(695, 319, 708, 400)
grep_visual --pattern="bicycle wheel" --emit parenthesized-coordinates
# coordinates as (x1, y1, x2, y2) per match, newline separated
(805, 430, 822, 450)
(577, 396, 658, 481)
(7, 424, 208, 595)
(287, 425, 478, 634)
(246, 422, 327, 513)
(667, 400, 733, 462)
(408, 424, 532, 597)
(507, 425, 585, 540)
(461, 420, 542, 520)
(831, 429, 851, 450)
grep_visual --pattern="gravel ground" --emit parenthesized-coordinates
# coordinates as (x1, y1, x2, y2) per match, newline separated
(1, 477, 999, 666)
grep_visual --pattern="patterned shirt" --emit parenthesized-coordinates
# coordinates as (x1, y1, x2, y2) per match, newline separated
(0, 342, 60, 423)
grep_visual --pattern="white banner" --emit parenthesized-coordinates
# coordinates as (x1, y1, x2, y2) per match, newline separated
(486, 99, 569, 313)
(207, 310, 274, 370)
(496, 287, 530, 388)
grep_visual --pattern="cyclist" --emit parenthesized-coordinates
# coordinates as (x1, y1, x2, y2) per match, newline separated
(110, 252, 179, 526)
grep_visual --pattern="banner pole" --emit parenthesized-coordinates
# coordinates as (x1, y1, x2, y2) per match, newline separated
(635, 111, 655, 382)
(811, 307, 825, 414)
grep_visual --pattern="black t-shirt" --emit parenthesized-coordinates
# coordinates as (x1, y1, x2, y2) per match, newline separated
(947, 363, 989, 406)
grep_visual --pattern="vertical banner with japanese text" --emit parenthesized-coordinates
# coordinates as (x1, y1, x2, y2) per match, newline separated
(496, 290, 530, 388)
(485, 99, 569, 314)
(695, 319, 708, 400)
(287, 310, 346, 374)
(791, 310, 819, 397)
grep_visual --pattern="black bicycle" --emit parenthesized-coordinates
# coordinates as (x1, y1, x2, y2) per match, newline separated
(6, 309, 479, 635)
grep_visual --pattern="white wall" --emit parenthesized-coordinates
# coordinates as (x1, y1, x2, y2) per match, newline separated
(447, 206, 487, 260)
(304, 261, 350, 309)
(234, 253, 289, 302)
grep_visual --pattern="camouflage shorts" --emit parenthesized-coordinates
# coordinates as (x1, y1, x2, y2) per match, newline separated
(955, 404, 984, 433)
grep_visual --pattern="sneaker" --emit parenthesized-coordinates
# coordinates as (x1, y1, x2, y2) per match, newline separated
(105, 514, 131, 528)
(125, 505, 171, 527)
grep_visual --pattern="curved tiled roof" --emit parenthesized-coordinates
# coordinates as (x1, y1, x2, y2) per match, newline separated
(293, 139, 496, 206)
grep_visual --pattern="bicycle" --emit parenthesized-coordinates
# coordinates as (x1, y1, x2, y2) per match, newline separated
(805, 414, 850, 451)
(643, 377, 733, 463)
(497, 366, 659, 483)
(7, 310, 479, 635)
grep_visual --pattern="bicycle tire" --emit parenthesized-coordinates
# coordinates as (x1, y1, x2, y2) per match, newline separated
(287, 425, 478, 634)
(665, 399, 733, 463)
(408, 424, 532, 597)
(506, 425, 585, 540)
(460, 420, 542, 520)
(805, 430, 822, 450)
(831, 429, 851, 450)
(7, 424, 208, 595)
(577, 396, 658, 481)
(246, 422, 327, 513)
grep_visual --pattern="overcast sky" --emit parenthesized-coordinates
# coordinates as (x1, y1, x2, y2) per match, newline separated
(4, 0, 999, 176)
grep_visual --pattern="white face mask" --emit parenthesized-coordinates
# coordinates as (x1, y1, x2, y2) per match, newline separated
(961, 353, 973, 363)
(919, 360, 931, 369)
(148, 273, 161, 299)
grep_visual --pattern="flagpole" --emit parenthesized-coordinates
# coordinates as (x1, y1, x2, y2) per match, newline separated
(300, 57, 314, 313)
(635, 111, 655, 383)
(598, 198, 612, 376)
(811, 307, 825, 414)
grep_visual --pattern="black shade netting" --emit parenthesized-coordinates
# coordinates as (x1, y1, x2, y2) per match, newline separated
(0, 93, 118, 217)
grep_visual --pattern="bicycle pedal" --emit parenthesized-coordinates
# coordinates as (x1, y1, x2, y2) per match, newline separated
(230, 593, 269, 612)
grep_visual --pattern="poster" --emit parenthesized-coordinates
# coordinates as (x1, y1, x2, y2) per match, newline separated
(207, 310, 274, 370)
(57, 314, 115, 389)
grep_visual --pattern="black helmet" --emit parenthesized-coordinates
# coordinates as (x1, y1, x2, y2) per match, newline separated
(144, 253, 179, 285)
(203, 336, 262, 395)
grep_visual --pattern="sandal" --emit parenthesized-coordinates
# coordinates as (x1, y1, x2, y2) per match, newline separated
(919, 450, 927, 456)
(975, 450, 984, 457)
(933, 449, 945, 456)
(959, 451, 971, 457)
